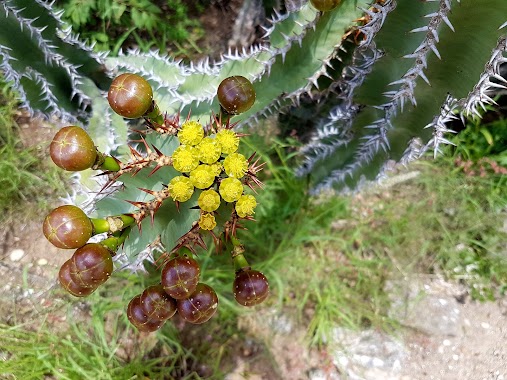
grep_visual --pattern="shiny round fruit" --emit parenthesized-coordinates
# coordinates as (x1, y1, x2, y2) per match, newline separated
(42, 205, 93, 249)
(50, 126, 97, 171)
(59, 260, 97, 297)
(177, 283, 218, 324)
(127, 295, 165, 332)
(69, 243, 113, 287)
(108, 73, 153, 119)
(217, 76, 256, 115)
(310, 0, 341, 11)
(140, 284, 177, 321)
(161, 256, 201, 300)
(233, 270, 269, 307)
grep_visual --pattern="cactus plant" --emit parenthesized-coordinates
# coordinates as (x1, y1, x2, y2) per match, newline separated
(2, 0, 507, 328)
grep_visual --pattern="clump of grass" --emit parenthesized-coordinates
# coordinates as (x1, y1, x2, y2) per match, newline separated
(0, 79, 65, 220)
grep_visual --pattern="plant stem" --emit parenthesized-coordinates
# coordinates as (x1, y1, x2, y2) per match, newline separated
(145, 101, 164, 126)
(90, 214, 136, 234)
(230, 237, 250, 271)
(93, 151, 121, 172)
(100, 227, 131, 253)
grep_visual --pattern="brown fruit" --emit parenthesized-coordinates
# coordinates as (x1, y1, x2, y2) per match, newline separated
(161, 256, 201, 300)
(42, 205, 93, 249)
(108, 73, 153, 118)
(69, 243, 113, 287)
(50, 126, 97, 171)
(233, 269, 269, 307)
(177, 283, 218, 324)
(217, 76, 256, 115)
(310, 0, 341, 12)
(127, 295, 165, 332)
(59, 260, 97, 297)
(140, 284, 177, 321)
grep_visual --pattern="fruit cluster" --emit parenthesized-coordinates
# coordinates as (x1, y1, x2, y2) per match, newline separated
(42, 73, 270, 331)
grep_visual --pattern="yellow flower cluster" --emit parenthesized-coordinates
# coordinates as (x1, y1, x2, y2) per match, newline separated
(169, 121, 258, 231)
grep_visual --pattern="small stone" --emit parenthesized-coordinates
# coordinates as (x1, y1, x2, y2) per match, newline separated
(37, 258, 48, 266)
(481, 322, 490, 329)
(9, 249, 25, 262)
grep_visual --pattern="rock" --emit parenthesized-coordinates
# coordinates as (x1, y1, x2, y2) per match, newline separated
(386, 277, 463, 337)
(37, 258, 48, 266)
(330, 327, 406, 380)
(9, 249, 25, 262)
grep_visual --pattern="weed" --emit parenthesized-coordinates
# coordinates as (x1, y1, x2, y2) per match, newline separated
(0, 79, 65, 221)
(54, 0, 205, 56)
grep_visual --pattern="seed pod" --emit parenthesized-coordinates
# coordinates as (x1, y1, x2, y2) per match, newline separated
(69, 243, 113, 287)
(127, 295, 165, 332)
(233, 269, 269, 307)
(59, 260, 97, 297)
(140, 284, 177, 321)
(177, 283, 218, 324)
(108, 73, 153, 119)
(43, 205, 93, 249)
(50, 126, 97, 171)
(217, 76, 256, 115)
(161, 256, 201, 300)
(310, 0, 341, 12)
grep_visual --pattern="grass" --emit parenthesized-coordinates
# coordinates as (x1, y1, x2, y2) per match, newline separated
(0, 80, 65, 221)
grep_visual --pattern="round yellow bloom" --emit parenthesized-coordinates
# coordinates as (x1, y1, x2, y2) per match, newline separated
(198, 212, 216, 231)
(198, 189, 221, 212)
(197, 137, 221, 164)
(172, 145, 199, 173)
(189, 164, 215, 189)
(209, 162, 223, 177)
(219, 177, 243, 203)
(235, 194, 257, 217)
(168, 176, 194, 202)
(178, 120, 204, 146)
(216, 129, 239, 154)
(223, 153, 248, 178)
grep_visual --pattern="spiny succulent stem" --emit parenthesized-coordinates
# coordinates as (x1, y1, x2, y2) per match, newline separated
(91, 215, 136, 234)
(100, 227, 132, 253)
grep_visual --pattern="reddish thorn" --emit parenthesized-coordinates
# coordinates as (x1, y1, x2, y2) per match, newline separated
(149, 165, 162, 176)
(138, 187, 156, 195)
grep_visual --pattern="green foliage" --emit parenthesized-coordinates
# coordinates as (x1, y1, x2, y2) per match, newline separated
(448, 104, 507, 166)
(55, 0, 205, 55)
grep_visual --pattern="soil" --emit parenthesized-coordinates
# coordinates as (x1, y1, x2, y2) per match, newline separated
(2, 2, 507, 379)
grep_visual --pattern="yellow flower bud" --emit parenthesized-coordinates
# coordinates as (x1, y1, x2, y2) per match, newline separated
(197, 137, 222, 164)
(178, 120, 204, 146)
(189, 164, 215, 189)
(223, 152, 248, 178)
(198, 212, 217, 231)
(216, 129, 239, 154)
(219, 177, 243, 203)
(172, 145, 199, 173)
(198, 189, 221, 212)
(235, 194, 257, 217)
(168, 176, 194, 202)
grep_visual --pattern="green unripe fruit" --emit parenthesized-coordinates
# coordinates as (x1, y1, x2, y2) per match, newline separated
(217, 76, 256, 115)
(233, 269, 269, 307)
(108, 73, 153, 119)
(310, 0, 341, 12)
(42, 205, 93, 249)
(50, 126, 97, 171)
(177, 283, 218, 324)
